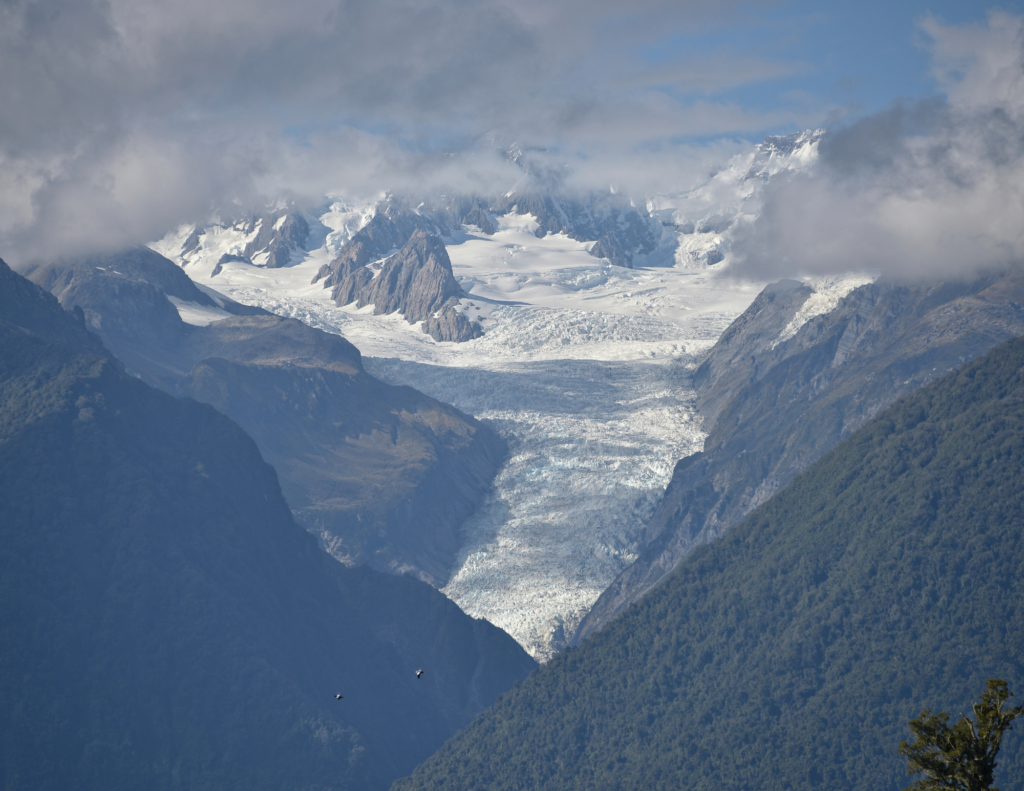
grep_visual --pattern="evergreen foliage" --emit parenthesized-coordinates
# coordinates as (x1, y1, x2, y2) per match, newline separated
(900, 679, 1023, 791)
(394, 335, 1024, 791)
(0, 264, 535, 790)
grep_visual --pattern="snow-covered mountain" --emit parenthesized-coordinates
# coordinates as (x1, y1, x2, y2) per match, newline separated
(646, 128, 826, 269)
(150, 130, 852, 661)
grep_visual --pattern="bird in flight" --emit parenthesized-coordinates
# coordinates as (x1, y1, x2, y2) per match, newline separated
(415, 670, 424, 679)
(335, 694, 344, 700)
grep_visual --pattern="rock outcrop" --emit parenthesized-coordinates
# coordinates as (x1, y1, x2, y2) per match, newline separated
(310, 183, 658, 292)
(333, 230, 482, 343)
(422, 305, 484, 342)
(314, 196, 463, 289)
(241, 207, 310, 268)
(336, 231, 460, 319)
(28, 248, 506, 586)
(490, 189, 657, 268)
(574, 271, 1024, 644)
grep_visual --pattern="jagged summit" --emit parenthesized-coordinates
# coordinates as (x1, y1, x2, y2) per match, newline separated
(333, 230, 483, 343)
(647, 128, 825, 268)
(155, 130, 827, 289)
(159, 202, 330, 277)
(743, 128, 827, 181)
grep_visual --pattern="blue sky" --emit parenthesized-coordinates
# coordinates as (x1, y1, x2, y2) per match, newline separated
(633, 1, 1016, 141)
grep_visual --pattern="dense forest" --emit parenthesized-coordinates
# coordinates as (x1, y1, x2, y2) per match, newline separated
(394, 335, 1024, 791)
(0, 260, 535, 791)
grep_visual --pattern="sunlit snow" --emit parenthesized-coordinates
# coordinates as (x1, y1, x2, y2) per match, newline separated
(152, 137, 863, 660)
(155, 210, 763, 660)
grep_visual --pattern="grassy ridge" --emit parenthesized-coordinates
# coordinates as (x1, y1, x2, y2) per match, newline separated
(394, 336, 1024, 791)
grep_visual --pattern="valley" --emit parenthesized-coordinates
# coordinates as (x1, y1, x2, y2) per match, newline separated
(6, 4, 1024, 790)
(154, 205, 859, 660)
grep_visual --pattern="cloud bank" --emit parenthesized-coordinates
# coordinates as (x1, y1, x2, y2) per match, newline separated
(1, 0, 805, 263)
(4, 1, 1020, 277)
(732, 11, 1024, 282)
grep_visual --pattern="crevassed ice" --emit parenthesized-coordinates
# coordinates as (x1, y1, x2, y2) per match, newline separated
(155, 211, 768, 661)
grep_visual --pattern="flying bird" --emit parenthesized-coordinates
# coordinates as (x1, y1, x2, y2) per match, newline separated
(415, 669, 424, 679)
(335, 694, 343, 700)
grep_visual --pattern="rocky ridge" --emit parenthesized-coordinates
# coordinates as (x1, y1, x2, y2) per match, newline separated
(574, 269, 1024, 643)
(332, 230, 483, 343)
(180, 204, 324, 274)
(28, 247, 505, 586)
(312, 189, 658, 290)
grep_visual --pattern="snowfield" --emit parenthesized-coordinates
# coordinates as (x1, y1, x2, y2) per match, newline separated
(152, 133, 870, 660)
(160, 212, 760, 660)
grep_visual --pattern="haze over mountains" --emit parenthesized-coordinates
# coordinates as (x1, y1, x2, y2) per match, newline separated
(4, 4, 1024, 789)
(82, 123, 1024, 663)
(0, 258, 535, 790)
(137, 129, 826, 659)
(140, 121, 1020, 663)
(26, 246, 505, 586)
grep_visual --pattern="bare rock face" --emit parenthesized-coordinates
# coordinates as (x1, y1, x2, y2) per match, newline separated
(573, 270, 1024, 644)
(422, 305, 484, 342)
(490, 189, 656, 268)
(29, 248, 505, 587)
(333, 230, 478, 343)
(462, 202, 495, 234)
(242, 209, 310, 268)
(312, 184, 656, 294)
(691, 278, 813, 425)
(355, 231, 462, 321)
(316, 197, 456, 289)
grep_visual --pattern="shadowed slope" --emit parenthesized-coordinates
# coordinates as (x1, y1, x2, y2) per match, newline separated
(28, 249, 504, 585)
(394, 335, 1024, 791)
(577, 272, 1024, 642)
(0, 259, 536, 791)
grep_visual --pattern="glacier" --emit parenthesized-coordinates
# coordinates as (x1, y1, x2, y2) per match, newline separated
(152, 131, 867, 661)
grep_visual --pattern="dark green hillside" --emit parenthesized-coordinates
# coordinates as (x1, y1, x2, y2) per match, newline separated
(394, 336, 1024, 791)
(0, 262, 535, 791)
(0, 254, 107, 357)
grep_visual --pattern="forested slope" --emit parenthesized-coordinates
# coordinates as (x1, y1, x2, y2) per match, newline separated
(577, 273, 1024, 642)
(0, 259, 535, 791)
(394, 335, 1024, 791)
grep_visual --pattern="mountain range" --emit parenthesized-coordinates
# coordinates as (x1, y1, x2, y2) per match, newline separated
(147, 131, 1024, 664)
(394, 328, 1024, 791)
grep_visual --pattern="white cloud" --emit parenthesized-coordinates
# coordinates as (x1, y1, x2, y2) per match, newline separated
(0, 0, 808, 264)
(731, 11, 1024, 282)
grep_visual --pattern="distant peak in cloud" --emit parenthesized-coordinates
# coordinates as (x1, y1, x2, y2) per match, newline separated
(730, 11, 1024, 283)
